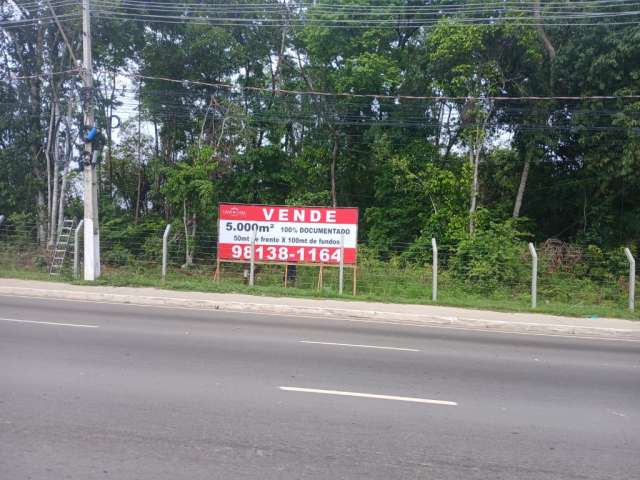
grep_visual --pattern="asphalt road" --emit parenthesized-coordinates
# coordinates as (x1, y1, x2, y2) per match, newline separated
(1, 295, 639, 480)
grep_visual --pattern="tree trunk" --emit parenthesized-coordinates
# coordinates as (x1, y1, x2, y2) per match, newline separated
(183, 200, 193, 267)
(153, 120, 159, 158)
(106, 70, 117, 197)
(31, 28, 45, 247)
(134, 166, 142, 224)
(190, 212, 197, 264)
(58, 103, 73, 232)
(45, 106, 55, 242)
(57, 168, 67, 234)
(534, 0, 556, 60)
(469, 147, 480, 235)
(513, 155, 531, 218)
(468, 108, 492, 235)
(330, 136, 339, 207)
(49, 141, 60, 247)
(47, 101, 63, 246)
(37, 190, 46, 246)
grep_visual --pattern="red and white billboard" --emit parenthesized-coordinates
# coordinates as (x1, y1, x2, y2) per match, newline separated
(218, 203, 358, 265)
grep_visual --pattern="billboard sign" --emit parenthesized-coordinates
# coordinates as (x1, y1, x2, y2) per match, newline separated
(218, 203, 358, 265)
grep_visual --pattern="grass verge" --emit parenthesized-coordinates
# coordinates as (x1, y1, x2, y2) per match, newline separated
(0, 262, 637, 321)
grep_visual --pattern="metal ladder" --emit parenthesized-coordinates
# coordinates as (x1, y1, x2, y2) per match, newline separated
(49, 219, 75, 276)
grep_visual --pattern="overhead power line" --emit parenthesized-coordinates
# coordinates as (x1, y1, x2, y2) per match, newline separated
(1, 67, 81, 81)
(132, 73, 640, 102)
(4, 0, 640, 28)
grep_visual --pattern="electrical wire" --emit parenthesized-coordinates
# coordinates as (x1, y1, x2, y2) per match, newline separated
(130, 73, 640, 102)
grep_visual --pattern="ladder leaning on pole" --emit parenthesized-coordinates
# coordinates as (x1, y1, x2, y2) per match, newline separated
(49, 219, 76, 276)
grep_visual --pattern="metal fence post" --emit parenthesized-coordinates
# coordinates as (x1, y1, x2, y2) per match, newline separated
(162, 224, 171, 282)
(249, 230, 256, 287)
(624, 248, 636, 313)
(528, 242, 538, 309)
(73, 220, 84, 279)
(339, 234, 345, 295)
(432, 238, 438, 302)
(0, 215, 5, 227)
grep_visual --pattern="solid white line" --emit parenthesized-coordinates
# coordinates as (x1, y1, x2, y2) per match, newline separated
(300, 340, 420, 352)
(279, 387, 457, 406)
(0, 317, 98, 329)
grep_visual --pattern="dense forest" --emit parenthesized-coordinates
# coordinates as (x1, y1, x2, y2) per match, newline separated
(1, 0, 639, 261)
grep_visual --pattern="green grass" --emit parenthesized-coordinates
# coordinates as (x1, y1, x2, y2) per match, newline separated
(0, 260, 637, 321)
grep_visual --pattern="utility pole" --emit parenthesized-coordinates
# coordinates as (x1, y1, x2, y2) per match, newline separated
(82, 0, 100, 280)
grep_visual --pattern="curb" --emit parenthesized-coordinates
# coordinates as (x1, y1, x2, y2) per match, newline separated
(1, 286, 638, 340)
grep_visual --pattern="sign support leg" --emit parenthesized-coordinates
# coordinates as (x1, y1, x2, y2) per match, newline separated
(339, 234, 345, 295)
(214, 258, 220, 282)
(249, 230, 256, 287)
(284, 263, 288, 288)
(352, 265, 357, 296)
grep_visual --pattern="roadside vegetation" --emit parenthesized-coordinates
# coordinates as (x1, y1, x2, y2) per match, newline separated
(1, 2, 638, 320)
(1, 225, 636, 320)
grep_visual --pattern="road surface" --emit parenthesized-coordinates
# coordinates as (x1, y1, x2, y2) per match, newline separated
(1, 295, 639, 479)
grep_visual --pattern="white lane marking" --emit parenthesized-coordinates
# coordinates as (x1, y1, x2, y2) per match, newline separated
(0, 317, 98, 329)
(300, 340, 420, 352)
(279, 387, 457, 406)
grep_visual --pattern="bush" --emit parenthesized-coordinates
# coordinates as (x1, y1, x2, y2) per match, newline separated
(450, 220, 527, 293)
(103, 244, 131, 265)
(569, 245, 630, 284)
(142, 235, 163, 262)
(7, 212, 36, 246)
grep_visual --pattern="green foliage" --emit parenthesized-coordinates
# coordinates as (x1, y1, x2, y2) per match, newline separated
(7, 213, 36, 246)
(2, 0, 640, 270)
(224, 146, 293, 204)
(450, 219, 528, 292)
(162, 146, 217, 216)
(572, 245, 630, 283)
(103, 244, 132, 266)
(365, 138, 469, 256)
(101, 216, 166, 262)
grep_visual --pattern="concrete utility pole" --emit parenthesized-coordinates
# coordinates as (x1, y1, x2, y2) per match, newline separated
(82, 0, 100, 280)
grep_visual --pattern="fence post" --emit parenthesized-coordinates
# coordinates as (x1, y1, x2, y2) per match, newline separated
(249, 230, 256, 287)
(0, 215, 5, 227)
(624, 248, 636, 313)
(162, 224, 171, 282)
(73, 220, 84, 279)
(431, 238, 438, 302)
(528, 242, 538, 309)
(339, 234, 345, 295)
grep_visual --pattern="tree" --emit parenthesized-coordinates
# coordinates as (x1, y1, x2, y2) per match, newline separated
(162, 146, 216, 267)
(428, 20, 543, 233)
